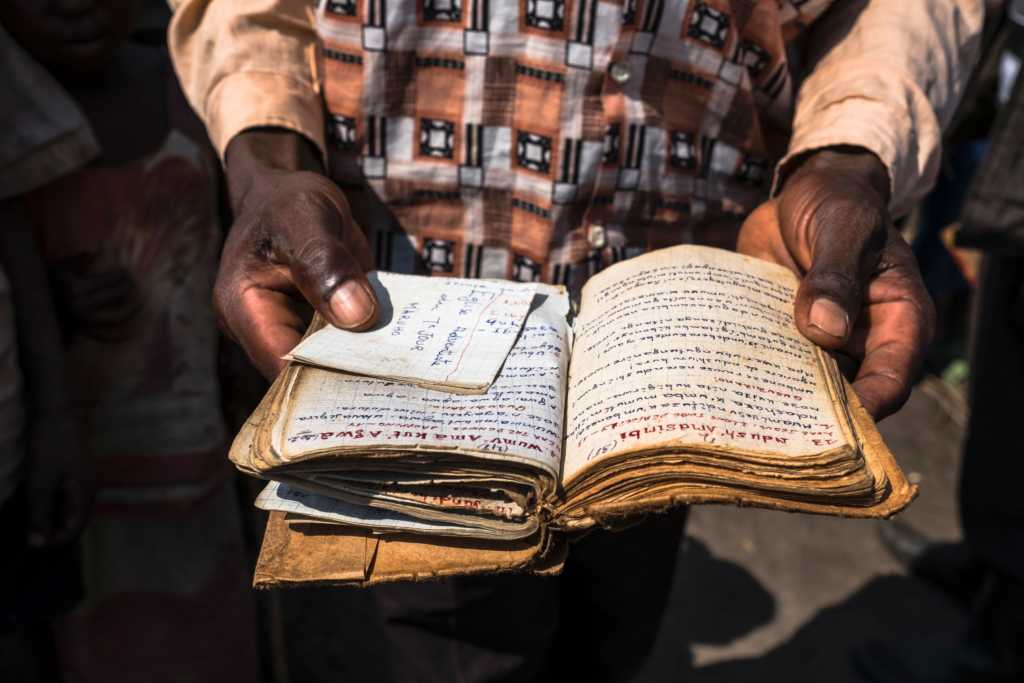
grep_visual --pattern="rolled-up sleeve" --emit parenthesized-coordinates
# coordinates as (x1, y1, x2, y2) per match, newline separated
(777, 0, 985, 217)
(167, 0, 324, 160)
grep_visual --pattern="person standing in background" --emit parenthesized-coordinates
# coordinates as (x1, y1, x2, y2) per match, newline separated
(0, 17, 100, 683)
(0, 3, 262, 681)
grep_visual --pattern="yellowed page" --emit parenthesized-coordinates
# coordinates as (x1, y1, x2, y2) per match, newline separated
(563, 245, 851, 484)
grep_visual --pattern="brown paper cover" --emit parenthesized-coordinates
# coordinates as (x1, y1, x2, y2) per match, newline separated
(253, 512, 566, 588)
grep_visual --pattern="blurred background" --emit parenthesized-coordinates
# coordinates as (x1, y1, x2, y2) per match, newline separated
(0, 1, 1021, 681)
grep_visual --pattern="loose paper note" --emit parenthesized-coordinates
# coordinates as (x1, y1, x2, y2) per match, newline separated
(256, 481, 532, 538)
(286, 273, 538, 393)
(257, 481, 455, 533)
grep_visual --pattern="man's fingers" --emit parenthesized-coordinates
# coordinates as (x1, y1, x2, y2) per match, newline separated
(851, 340, 918, 420)
(840, 248, 935, 420)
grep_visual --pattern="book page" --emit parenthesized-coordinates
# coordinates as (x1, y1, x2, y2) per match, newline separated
(563, 246, 850, 483)
(287, 272, 537, 392)
(274, 286, 571, 479)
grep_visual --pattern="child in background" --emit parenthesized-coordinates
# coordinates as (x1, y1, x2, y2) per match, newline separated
(0, 18, 99, 683)
(0, 2, 261, 681)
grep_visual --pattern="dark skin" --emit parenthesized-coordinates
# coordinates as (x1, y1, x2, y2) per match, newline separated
(218, 129, 934, 420)
(739, 148, 935, 419)
(217, 129, 378, 381)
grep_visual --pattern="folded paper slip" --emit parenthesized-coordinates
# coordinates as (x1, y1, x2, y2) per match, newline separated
(233, 245, 918, 586)
(286, 272, 537, 393)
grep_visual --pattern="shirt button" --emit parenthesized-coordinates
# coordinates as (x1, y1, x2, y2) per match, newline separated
(609, 61, 632, 85)
(587, 224, 607, 249)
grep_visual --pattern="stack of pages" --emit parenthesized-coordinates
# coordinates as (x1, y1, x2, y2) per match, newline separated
(231, 245, 917, 586)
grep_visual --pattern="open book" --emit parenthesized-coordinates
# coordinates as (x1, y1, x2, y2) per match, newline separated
(232, 245, 916, 586)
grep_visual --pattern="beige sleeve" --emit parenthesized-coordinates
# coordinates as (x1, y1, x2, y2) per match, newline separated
(167, 0, 325, 160)
(776, 0, 985, 217)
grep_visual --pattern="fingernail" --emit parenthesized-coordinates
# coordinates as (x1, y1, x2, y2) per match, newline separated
(809, 298, 849, 339)
(27, 532, 46, 548)
(330, 280, 375, 329)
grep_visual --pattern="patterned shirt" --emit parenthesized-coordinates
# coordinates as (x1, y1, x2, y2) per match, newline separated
(168, 0, 983, 287)
(317, 0, 831, 287)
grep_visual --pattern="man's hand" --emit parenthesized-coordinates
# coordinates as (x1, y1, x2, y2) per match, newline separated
(738, 148, 935, 420)
(217, 129, 379, 379)
(26, 416, 95, 547)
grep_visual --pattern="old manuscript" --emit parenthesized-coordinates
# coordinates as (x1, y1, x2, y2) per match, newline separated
(233, 245, 917, 586)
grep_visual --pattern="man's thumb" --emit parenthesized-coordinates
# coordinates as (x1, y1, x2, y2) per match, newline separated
(326, 276, 379, 331)
(285, 199, 379, 331)
(794, 223, 882, 350)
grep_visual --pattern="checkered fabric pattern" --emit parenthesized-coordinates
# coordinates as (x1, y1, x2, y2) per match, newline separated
(317, 0, 833, 288)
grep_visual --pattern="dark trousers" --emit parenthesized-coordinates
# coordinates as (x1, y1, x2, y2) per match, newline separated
(295, 509, 687, 683)
(960, 255, 1024, 583)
